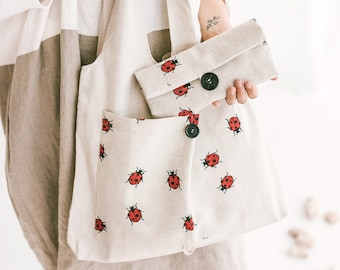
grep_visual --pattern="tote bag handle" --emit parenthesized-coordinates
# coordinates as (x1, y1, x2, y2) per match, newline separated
(166, 0, 202, 54)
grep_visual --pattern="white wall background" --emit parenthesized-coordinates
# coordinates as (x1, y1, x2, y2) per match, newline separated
(1, 0, 340, 269)
(229, 0, 340, 269)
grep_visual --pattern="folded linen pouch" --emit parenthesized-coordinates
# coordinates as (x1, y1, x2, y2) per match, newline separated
(135, 19, 278, 118)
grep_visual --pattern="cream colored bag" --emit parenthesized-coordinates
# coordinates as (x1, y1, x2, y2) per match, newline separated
(68, 0, 286, 264)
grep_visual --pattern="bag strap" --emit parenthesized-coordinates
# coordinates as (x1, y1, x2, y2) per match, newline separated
(95, 0, 201, 61)
(95, 0, 115, 56)
(166, 0, 202, 54)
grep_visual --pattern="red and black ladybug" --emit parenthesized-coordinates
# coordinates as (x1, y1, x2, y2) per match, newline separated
(178, 108, 199, 125)
(201, 150, 221, 169)
(166, 170, 182, 190)
(99, 144, 107, 161)
(173, 83, 192, 98)
(189, 113, 199, 125)
(102, 116, 113, 133)
(95, 217, 107, 232)
(227, 115, 242, 135)
(218, 173, 236, 193)
(178, 107, 192, 117)
(127, 204, 143, 225)
(182, 215, 195, 231)
(126, 168, 145, 187)
(161, 58, 180, 74)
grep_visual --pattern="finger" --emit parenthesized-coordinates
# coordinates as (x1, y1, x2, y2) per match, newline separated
(225, 86, 236, 105)
(212, 100, 220, 107)
(244, 81, 258, 99)
(271, 77, 278, 81)
(235, 80, 247, 104)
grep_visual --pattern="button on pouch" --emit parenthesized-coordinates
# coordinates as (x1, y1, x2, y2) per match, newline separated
(135, 19, 278, 118)
(200, 72, 219, 91)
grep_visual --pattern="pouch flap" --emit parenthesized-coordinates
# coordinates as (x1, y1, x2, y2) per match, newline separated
(135, 19, 268, 100)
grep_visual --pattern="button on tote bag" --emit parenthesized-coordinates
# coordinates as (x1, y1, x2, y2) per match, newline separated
(67, 0, 286, 263)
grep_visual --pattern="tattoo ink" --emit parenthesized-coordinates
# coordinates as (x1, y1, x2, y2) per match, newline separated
(206, 16, 220, 31)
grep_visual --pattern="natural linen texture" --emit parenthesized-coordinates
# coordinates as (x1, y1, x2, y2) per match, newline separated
(67, 0, 286, 264)
(135, 19, 276, 117)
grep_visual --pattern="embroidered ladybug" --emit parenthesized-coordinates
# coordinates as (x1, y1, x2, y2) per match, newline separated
(161, 58, 180, 74)
(127, 204, 143, 225)
(102, 116, 113, 133)
(227, 115, 242, 135)
(178, 108, 199, 125)
(182, 215, 195, 231)
(95, 217, 107, 232)
(166, 170, 182, 190)
(178, 108, 192, 117)
(218, 173, 236, 193)
(99, 144, 107, 161)
(126, 168, 145, 187)
(201, 150, 221, 169)
(173, 83, 192, 98)
(190, 113, 199, 125)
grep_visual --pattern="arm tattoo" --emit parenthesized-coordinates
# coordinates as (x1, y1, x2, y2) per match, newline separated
(206, 16, 220, 31)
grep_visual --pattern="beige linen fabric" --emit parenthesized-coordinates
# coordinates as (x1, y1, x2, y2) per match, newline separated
(4, 36, 61, 268)
(135, 20, 277, 117)
(0, 0, 256, 269)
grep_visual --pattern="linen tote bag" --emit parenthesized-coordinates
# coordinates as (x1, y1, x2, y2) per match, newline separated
(67, 0, 286, 264)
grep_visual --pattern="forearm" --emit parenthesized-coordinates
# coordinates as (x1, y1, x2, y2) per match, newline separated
(198, 0, 232, 41)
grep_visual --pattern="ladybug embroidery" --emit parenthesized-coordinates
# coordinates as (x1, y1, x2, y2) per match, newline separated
(166, 170, 182, 190)
(94, 217, 107, 232)
(126, 168, 145, 187)
(173, 83, 192, 98)
(182, 215, 195, 231)
(218, 173, 236, 193)
(227, 115, 242, 135)
(99, 144, 107, 161)
(190, 113, 199, 125)
(178, 108, 192, 117)
(161, 58, 180, 74)
(178, 108, 199, 125)
(201, 150, 221, 169)
(127, 204, 143, 225)
(102, 116, 113, 133)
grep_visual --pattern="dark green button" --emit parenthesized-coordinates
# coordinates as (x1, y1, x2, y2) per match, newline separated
(201, 72, 219, 91)
(185, 124, 199, 138)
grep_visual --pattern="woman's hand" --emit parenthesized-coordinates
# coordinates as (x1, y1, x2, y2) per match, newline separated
(212, 78, 277, 106)
(223, 80, 259, 106)
(198, 0, 276, 106)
